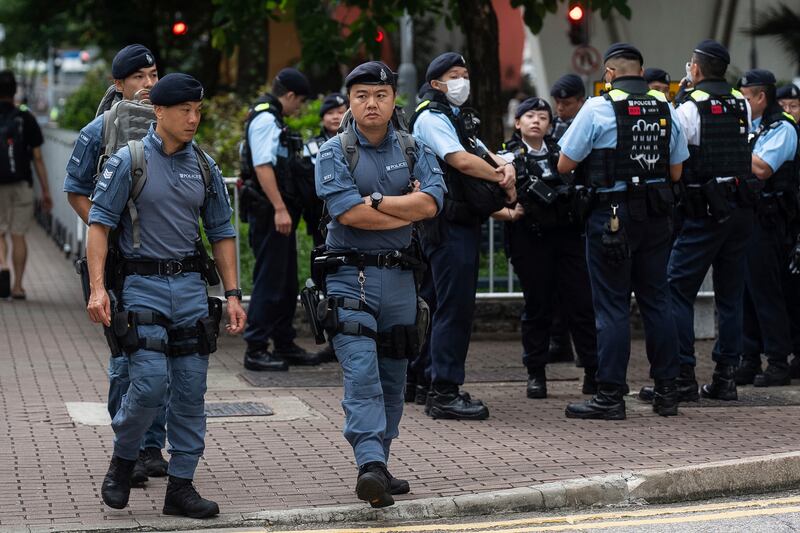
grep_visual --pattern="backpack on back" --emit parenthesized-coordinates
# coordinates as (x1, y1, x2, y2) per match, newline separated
(0, 106, 28, 185)
(95, 87, 156, 182)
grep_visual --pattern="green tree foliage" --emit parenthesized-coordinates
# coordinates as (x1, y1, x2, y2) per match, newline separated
(58, 68, 109, 130)
(747, 3, 800, 75)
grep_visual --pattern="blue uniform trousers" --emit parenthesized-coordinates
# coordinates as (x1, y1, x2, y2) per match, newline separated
(420, 218, 481, 387)
(506, 223, 597, 370)
(244, 209, 298, 349)
(668, 206, 754, 367)
(108, 356, 167, 450)
(112, 273, 209, 479)
(326, 265, 416, 467)
(585, 203, 679, 385)
(742, 212, 792, 366)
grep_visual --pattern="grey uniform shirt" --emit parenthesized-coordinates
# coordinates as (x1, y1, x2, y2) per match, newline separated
(315, 123, 446, 252)
(89, 125, 235, 260)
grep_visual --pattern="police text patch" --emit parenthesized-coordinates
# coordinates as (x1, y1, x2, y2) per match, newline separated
(386, 161, 408, 172)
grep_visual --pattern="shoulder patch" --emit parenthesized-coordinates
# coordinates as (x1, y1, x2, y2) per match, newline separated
(319, 149, 334, 161)
(423, 145, 434, 155)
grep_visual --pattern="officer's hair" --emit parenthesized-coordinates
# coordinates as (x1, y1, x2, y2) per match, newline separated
(272, 76, 290, 97)
(692, 53, 727, 79)
(605, 56, 642, 76)
(0, 70, 17, 99)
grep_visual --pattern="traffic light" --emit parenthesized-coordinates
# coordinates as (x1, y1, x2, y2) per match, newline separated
(172, 20, 188, 36)
(375, 29, 385, 43)
(567, 1, 588, 46)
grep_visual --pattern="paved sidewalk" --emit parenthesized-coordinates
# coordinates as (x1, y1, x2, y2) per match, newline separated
(2, 225, 800, 531)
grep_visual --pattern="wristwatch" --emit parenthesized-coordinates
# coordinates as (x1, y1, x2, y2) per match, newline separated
(370, 192, 384, 210)
(224, 288, 243, 300)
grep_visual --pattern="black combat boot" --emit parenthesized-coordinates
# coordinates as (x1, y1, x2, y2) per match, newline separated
(273, 342, 320, 366)
(652, 379, 679, 417)
(734, 356, 762, 385)
(639, 365, 698, 403)
(565, 384, 626, 420)
(427, 383, 489, 420)
(526, 367, 547, 399)
(131, 454, 148, 487)
(101, 456, 136, 509)
(386, 469, 410, 495)
(415, 384, 429, 406)
(700, 364, 738, 400)
(141, 448, 168, 477)
(582, 367, 598, 394)
(243, 347, 288, 371)
(356, 462, 394, 508)
(753, 363, 791, 387)
(162, 475, 219, 518)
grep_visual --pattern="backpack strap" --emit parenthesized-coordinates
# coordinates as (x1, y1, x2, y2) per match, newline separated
(338, 127, 360, 174)
(192, 143, 215, 201)
(127, 140, 147, 250)
(95, 85, 120, 118)
(396, 130, 417, 171)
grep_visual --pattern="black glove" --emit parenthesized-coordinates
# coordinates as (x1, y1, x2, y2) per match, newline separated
(790, 237, 800, 275)
(601, 222, 630, 265)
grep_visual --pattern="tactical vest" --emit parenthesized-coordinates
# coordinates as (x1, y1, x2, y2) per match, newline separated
(752, 108, 800, 193)
(585, 78, 671, 188)
(409, 90, 505, 223)
(682, 80, 750, 185)
(240, 94, 305, 210)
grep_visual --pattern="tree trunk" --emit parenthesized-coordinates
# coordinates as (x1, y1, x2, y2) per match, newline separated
(457, 0, 503, 151)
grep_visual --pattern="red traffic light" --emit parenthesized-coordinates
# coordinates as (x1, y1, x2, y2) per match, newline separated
(172, 21, 188, 36)
(568, 5, 584, 21)
(375, 30, 385, 43)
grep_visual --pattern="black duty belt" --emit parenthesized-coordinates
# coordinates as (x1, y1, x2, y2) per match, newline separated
(322, 250, 422, 270)
(122, 256, 204, 277)
(593, 191, 629, 204)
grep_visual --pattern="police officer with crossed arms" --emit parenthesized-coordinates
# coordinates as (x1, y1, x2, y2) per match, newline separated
(87, 74, 246, 518)
(314, 61, 445, 507)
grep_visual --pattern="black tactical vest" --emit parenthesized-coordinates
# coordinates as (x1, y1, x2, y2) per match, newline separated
(752, 108, 800, 193)
(682, 80, 750, 185)
(585, 78, 671, 188)
(409, 90, 506, 224)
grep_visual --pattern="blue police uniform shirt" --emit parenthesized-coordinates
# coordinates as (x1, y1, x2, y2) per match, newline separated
(411, 105, 488, 160)
(751, 116, 798, 173)
(63, 114, 104, 196)
(558, 93, 690, 191)
(315, 122, 446, 252)
(248, 111, 287, 167)
(89, 125, 235, 259)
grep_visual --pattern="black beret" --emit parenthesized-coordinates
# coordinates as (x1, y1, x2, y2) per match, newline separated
(276, 68, 310, 96)
(603, 42, 643, 64)
(344, 61, 397, 90)
(777, 84, 800, 100)
(319, 93, 348, 117)
(149, 73, 204, 106)
(644, 68, 670, 85)
(693, 39, 730, 64)
(425, 52, 467, 82)
(111, 44, 156, 80)
(515, 97, 552, 121)
(550, 74, 585, 99)
(739, 69, 777, 88)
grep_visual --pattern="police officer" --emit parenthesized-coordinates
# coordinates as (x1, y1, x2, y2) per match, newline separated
(241, 68, 319, 371)
(495, 97, 598, 399)
(303, 93, 349, 247)
(644, 68, 671, 98)
(86, 74, 246, 517)
(550, 74, 586, 142)
(558, 43, 689, 420)
(548, 74, 587, 363)
(737, 69, 799, 386)
(660, 40, 754, 403)
(410, 52, 516, 420)
(62, 44, 167, 483)
(778, 84, 800, 123)
(314, 61, 445, 507)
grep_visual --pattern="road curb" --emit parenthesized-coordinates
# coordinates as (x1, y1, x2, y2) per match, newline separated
(19, 451, 800, 533)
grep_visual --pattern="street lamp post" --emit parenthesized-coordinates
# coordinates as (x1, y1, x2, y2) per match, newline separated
(397, 11, 417, 117)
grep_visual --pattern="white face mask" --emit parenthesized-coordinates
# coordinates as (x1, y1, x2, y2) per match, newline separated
(442, 78, 470, 106)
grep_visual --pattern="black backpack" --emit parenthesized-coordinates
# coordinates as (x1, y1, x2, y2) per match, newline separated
(0, 107, 28, 184)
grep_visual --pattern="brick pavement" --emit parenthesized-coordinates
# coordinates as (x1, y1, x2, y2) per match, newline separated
(2, 225, 800, 530)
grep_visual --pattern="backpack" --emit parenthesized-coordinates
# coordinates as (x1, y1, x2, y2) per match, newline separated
(0, 106, 28, 184)
(125, 139, 213, 250)
(95, 85, 156, 183)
